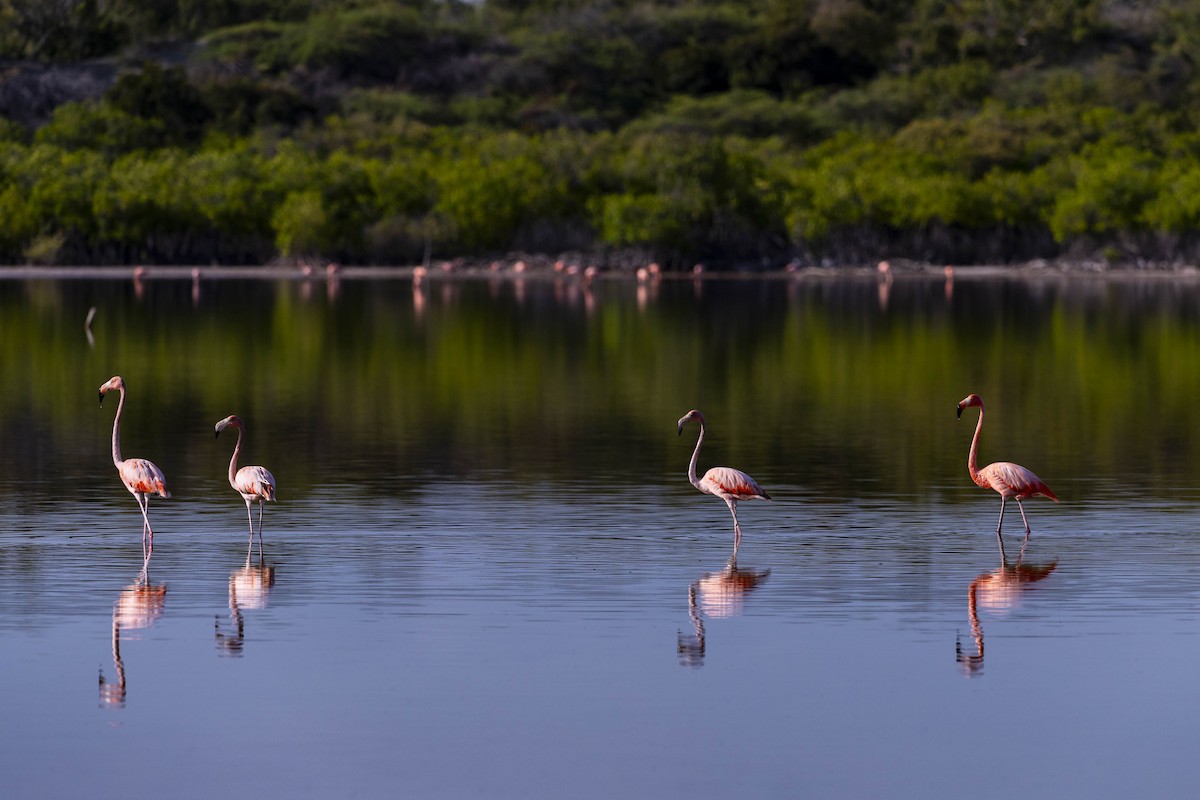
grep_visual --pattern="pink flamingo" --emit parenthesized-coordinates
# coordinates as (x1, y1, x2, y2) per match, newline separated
(215, 415, 277, 558)
(99, 376, 170, 555)
(677, 409, 771, 553)
(956, 393, 1058, 543)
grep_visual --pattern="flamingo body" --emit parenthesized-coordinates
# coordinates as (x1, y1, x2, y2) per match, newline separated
(233, 465, 276, 504)
(956, 393, 1057, 542)
(975, 461, 1057, 502)
(698, 466, 770, 503)
(99, 375, 170, 557)
(216, 415, 276, 558)
(118, 458, 171, 499)
(678, 409, 770, 553)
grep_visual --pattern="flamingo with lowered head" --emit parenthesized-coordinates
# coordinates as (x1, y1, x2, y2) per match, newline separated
(215, 415, 276, 557)
(99, 376, 170, 555)
(677, 409, 771, 553)
(956, 393, 1058, 542)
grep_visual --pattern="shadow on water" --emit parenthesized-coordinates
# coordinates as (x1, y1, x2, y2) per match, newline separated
(678, 555, 770, 668)
(98, 565, 167, 708)
(956, 534, 1057, 677)
(215, 555, 276, 658)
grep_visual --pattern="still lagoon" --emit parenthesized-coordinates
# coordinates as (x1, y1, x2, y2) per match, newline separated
(2, 269, 1200, 798)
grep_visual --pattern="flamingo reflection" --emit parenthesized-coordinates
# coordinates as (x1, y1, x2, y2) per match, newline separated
(326, 262, 341, 302)
(956, 539, 1056, 676)
(99, 568, 167, 707)
(877, 260, 893, 311)
(215, 556, 276, 657)
(678, 556, 770, 667)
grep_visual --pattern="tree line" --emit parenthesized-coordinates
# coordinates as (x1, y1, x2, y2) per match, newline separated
(2, 0, 1200, 267)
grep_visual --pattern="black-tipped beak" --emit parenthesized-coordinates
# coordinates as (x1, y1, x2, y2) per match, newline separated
(215, 429, 221, 439)
(677, 425, 683, 436)
(98, 391, 104, 406)
(955, 405, 963, 419)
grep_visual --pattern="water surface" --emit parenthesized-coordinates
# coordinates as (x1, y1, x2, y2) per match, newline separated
(2, 271, 1200, 798)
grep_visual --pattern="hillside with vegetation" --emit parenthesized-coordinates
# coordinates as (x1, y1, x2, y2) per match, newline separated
(1, 0, 1199, 268)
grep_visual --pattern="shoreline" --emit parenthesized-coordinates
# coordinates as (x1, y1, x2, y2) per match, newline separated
(3, 260, 1200, 282)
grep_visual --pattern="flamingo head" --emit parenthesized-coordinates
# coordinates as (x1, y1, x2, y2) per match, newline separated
(98, 375, 125, 405)
(214, 415, 244, 438)
(677, 409, 705, 435)
(956, 393, 984, 419)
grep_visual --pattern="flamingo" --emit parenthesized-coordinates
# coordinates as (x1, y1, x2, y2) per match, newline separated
(215, 415, 276, 558)
(956, 393, 1058, 543)
(99, 376, 170, 556)
(677, 409, 771, 553)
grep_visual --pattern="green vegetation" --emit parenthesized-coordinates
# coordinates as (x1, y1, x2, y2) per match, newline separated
(3, 1, 1200, 266)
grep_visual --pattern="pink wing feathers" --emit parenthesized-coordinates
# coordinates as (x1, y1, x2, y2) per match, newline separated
(701, 467, 771, 500)
(235, 465, 276, 502)
(979, 462, 1058, 502)
(119, 458, 171, 498)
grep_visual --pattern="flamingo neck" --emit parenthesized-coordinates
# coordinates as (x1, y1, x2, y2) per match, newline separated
(968, 403, 985, 487)
(110, 387, 125, 466)
(228, 426, 243, 489)
(687, 419, 705, 490)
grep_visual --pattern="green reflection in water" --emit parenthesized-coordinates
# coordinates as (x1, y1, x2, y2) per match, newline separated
(2, 273, 1199, 501)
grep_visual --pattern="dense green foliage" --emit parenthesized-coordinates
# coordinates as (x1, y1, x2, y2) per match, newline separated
(3, 0, 1200, 266)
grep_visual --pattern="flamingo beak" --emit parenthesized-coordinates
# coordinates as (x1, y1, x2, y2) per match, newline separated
(956, 404, 963, 419)
(98, 390, 105, 406)
(677, 425, 683, 436)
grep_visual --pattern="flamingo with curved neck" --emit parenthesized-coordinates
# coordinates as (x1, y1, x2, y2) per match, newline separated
(956, 393, 1058, 543)
(215, 415, 276, 559)
(677, 409, 771, 554)
(99, 376, 170, 556)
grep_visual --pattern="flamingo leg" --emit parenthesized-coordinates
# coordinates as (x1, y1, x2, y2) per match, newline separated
(725, 497, 742, 553)
(1016, 498, 1032, 544)
(256, 500, 265, 560)
(136, 494, 154, 559)
(245, 499, 256, 553)
(993, 495, 1008, 556)
(136, 494, 147, 542)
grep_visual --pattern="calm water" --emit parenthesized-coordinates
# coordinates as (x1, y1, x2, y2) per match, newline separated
(4, 270, 1200, 798)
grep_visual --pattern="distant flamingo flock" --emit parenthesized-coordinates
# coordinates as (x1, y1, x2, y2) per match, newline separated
(99, 373, 1054, 559)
